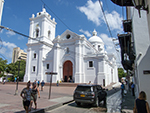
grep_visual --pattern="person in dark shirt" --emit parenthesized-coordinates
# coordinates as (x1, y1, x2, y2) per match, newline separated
(29, 82, 40, 111)
(121, 82, 125, 97)
(20, 81, 35, 113)
(134, 91, 150, 113)
(41, 80, 45, 91)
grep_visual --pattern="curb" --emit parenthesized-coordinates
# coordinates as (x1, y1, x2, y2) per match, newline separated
(31, 100, 74, 113)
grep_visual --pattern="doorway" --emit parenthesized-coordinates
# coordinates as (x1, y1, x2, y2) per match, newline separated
(63, 61, 73, 82)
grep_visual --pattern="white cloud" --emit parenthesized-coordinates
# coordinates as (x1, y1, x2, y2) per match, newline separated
(0, 28, 3, 33)
(0, 41, 17, 59)
(100, 33, 114, 52)
(3, 41, 17, 49)
(24, 48, 27, 52)
(100, 33, 121, 66)
(77, 0, 102, 26)
(104, 11, 123, 31)
(18, 36, 24, 40)
(79, 29, 92, 37)
(77, 0, 123, 31)
(6, 31, 16, 37)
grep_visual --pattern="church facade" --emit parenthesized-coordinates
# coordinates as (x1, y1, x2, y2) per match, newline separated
(24, 8, 118, 86)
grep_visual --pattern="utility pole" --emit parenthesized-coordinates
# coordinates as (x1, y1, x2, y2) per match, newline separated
(45, 72, 57, 99)
(14, 57, 21, 95)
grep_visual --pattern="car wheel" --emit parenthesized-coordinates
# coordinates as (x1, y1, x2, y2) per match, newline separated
(75, 102, 81, 106)
(95, 97, 99, 107)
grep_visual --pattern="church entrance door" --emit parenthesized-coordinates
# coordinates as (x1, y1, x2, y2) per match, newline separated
(63, 61, 73, 82)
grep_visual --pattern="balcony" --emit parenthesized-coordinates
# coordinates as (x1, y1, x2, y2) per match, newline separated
(111, 0, 133, 6)
(123, 20, 132, 32)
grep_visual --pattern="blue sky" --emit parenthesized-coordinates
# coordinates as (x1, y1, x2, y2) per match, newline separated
(0, 0, 125, 65)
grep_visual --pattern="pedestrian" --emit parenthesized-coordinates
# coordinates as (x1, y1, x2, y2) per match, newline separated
(20, 81, 35, 113)
(37, 80, 40, 87)
(121, 82, 125, 97)
(131, 82, 135, 96)
(3, 79, 6, 85)
(29, 82, 40, 111)
(56, 80, 59, 86)
(88, 81, 91, 84)
(133, 91, 150, 113)
(14, 77, 17, 82)
(41, 80, 45, 91)
(33, 80, 36, 85)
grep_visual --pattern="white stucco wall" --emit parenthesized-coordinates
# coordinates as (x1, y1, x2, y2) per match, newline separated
(129, 7, 150, 104)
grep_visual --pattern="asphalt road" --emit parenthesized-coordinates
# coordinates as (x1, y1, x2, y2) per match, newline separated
(46, 88, 121, 113)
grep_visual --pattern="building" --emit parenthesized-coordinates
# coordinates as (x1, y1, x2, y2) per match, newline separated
(24, 8, 118, 86)
(12, 47, 27, 63)
(0, 0, 4, 25)
(111, 0, 150, 104)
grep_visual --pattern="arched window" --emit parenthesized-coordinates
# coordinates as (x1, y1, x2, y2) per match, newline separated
(48, 30, 51, 38)
(36, 28, 39, 38)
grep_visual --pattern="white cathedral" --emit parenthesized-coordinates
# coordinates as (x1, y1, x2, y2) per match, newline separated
(24, 8, 118, 86)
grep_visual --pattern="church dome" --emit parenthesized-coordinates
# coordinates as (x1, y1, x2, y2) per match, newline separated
(88, 29, 103, 43)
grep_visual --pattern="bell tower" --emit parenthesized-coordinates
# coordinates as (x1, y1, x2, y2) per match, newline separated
(24, 8, 57, 82)
(28, 8, 57, 45)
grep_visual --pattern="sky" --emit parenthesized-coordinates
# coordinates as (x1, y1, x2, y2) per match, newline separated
(0, 0, 125, 66)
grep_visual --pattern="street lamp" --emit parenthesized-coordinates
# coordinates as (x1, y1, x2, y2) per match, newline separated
(14, 56, 21, 95)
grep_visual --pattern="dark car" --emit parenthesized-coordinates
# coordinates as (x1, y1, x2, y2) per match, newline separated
(73, 84, 107, 106)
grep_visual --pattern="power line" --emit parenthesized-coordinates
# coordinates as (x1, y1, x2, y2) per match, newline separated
(0, 25, 118, 61)
(0, 26, 87, 59)
(40, 0, 72, 31)
(98, 0, 121, 62)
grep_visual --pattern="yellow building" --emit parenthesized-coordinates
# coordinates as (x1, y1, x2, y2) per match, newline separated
(12, 47, 27, 63)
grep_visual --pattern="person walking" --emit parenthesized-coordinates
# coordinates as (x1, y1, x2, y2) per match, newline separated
(20, 81, 35, 113)
(121, 82, 125, 97)
(131, 82, 135, 96)
(41, 80, 45, 91)
(29, 82, 40, 111)
(133, 91, 150, 113)
(37, 80, 40, 87)
(3, 79, 6, 85)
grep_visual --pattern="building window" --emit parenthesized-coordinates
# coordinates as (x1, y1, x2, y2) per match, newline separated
(66, 47, 69, 53)
(33, 66, 35, 72)
(48, 30, 51, 38)
(34, 53, 36, 58)
(89, 61, 93, 67)
(47, 64, 49, 69)
(36, 28, 39, 38)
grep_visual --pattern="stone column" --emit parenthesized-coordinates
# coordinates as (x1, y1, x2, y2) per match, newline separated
(53, 42, 60, 82)
(75, 39, 84, 83)
(37, 46, 44, 81)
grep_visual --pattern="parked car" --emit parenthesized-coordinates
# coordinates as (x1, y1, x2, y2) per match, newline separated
(73, 84, 107, 106)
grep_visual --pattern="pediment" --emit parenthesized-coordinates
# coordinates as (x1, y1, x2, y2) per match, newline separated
(54, 29, 80, 42)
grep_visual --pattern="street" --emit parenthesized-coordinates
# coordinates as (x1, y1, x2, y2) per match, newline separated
(46, 88, 122, 113)
(0, 83, 122, 113)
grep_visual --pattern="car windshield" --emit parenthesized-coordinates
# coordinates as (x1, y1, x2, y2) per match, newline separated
(76, 86, 93, 92)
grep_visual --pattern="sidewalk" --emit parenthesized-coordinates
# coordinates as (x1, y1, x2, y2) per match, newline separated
(121, 90, 135, 113)
(0, 83, 76, 113)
